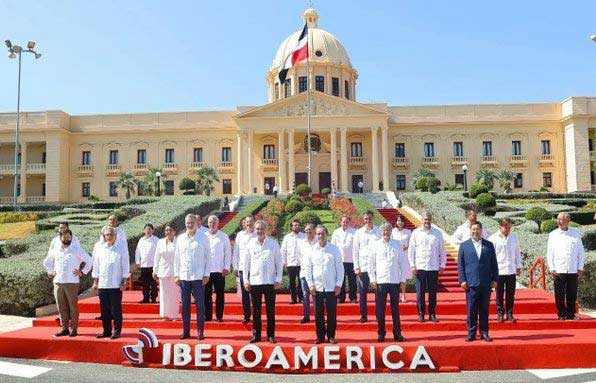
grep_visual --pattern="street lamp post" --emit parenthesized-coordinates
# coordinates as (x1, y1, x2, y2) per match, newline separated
(5, 40, 42, 210)
(156, 171, 162, 197)
(462, 164, 468, 192)
(590, 34, 596, 42)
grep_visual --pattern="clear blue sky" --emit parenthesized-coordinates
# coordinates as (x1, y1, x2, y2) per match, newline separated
(1, 0, 595, 115)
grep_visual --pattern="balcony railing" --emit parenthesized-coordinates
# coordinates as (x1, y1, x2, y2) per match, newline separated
(0, 196, 13, 204)
(77, 165, 94, 175)
(189, 162, 204, 170)
(450, 156, 467, 165)
(105, 164, 121, 174)
(510, 155, 528, 166)
(161, 163, 178, 174)
(26, 196, 46, 203)
(422, 156, 439, 167)
(133, 163, 149, 174)
(349, 156, 366, 166)
(262, 159, 278, 166)
(0, 164, 16, 174)
(392, 157, 409, 167)
(481, 155, 497, 163)
(218, 161, 234, 172)
(26, 163, 46, 172)
(539, 154, 554, 165)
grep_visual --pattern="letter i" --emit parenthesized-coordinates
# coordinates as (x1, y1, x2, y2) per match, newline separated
(162, 343, 171, 365)
(369, 346, 376, 370)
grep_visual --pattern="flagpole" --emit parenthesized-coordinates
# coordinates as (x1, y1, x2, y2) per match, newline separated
(306, 25, 312, 188)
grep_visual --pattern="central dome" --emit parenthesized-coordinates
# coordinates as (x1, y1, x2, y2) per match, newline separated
(270, 8, 353, 71)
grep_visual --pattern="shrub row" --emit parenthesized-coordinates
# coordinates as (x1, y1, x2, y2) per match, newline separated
(494, 192, 596, 200)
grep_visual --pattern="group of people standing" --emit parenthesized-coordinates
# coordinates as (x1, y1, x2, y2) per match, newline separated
(42, 205, 585, 344)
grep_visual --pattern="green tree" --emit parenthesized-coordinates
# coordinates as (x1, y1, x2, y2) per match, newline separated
(179, 177, 196, 194)
(143, 167, 167, 196)
(195, 166, 220, 196)
(496, 169, 515, 194)
(474, 168, 496, 190)
(525, 207, 551, 232)
(117, 171, 137, 200)
(412, 168, 435, 188)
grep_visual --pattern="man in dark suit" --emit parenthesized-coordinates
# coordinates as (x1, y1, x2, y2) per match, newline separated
(458, 221, 499, 342)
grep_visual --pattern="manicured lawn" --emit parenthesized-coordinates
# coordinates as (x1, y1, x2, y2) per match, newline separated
(312, 209, 337, 234)
(0, 221, 36, 240)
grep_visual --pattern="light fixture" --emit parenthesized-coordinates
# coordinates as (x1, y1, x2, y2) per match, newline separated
(34, 53, 41, 59)
(5, 40, 12, 48)
(8, 52, 16, 59)
(156, 171, 162, 178)
(27, 41, 35, 49)
(462, 164, 468, 171)
(591, 34, 596, 42)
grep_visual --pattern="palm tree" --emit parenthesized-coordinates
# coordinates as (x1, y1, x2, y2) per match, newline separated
(496, 169, 515, 194)
(117, 172, 137, 199)
(143, 167, 166, 196)
(195, 166, 220, 196)
(412, 168, 435, 188)
(475, 168, 496, 190)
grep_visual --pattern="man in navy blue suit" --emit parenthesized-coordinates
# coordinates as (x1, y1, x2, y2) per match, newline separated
(458, 221, 499, 342)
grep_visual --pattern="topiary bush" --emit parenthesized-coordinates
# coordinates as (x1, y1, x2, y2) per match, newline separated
(540, 219, 558, 233)
(476, 192, 496, 213)
(569, 211, 596, 225)
(415, 177, 429, 192)
(469, 183, 490, 198)
(295, 183, 312, 196)
(525, 207, 552, 233)
(427, 177, 441, 194)
(285, 199, 304, 214)
(291, 211, 321, 227)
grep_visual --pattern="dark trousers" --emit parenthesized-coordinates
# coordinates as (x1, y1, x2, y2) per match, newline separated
(300, 277, 310, 318)
(251, 284, 276, 338)
(98, 288, 122, 335)
(140, 267, 158, 302)
(238, 271, 251, 321)
(496, 274, 516, 315)
(376, 283, 401, 337)
(415, 270, 438, 316)
(180, 280, 205, 335)
(340, 262, 357, 303)
(357, 272, 370, 319)
(205, 272, 225, 320)
(287, 266, 302, 303)
(554, 273, 578, 318)
(466, 286, 491, 337)
(314, 291, 338, 340)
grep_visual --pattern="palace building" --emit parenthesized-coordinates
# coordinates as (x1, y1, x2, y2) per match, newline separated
(0, 8, 595, 203)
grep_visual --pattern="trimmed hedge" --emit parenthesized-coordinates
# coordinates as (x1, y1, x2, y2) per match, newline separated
(0, 197, 159, 212)
(476, 193, 496, 212)
(221, 198, 268, 237)
(469, 183, 490, 198)
(0, 196, 219, 316)
(495, 192, 596, 200)
(570, 211, 596, 225)
(0, 212, 43, 224)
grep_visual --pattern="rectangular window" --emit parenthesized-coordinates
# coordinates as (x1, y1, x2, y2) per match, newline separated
(541, 140, 551, 155)
(82, 151, 91, 165)
(284, 79, 291, 98)
(482, 141, 493, 156)
(299, 76, 307, 93)
(263, 144, 275, 160)
(453, 142, 464, 157)
(332, 77, 339, 96)
(315, 76, 324, 92)
(350, 142, 363, 158)
(514, 173, 523, 189)
(109, 182, 118, 197)
(512, 141, 522, 155)
(164, 180, 175, 196)
(42, 152, 46, 164)
(223, 179, 232, 194)
(274, 83, 280, 101)
(344, 80, 350, 100)
(82, 182, 90, 197)
(395, 143, 405, 158)
(221, 147, 232, 162)
(193, 148, 203, 163)
(109, 150, 118, 165)
(137, 149, 147, 164)
(165, 148, 175, 163)
(424, 142, 435, 158)
(455, 174, 465, 186)
(542, 172, 552, 187)
(396, 175, 406, 190)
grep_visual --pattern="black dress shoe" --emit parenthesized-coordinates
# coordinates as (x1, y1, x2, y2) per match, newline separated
(558, 316, 566, 321)
(216, 318, 223, 323)
(96, 333, 111, 339)
(249, 336, 261, 343)
(567, 315, 581, 320)
(377, 336, 385, 343)
(197, 332, 205, 340)
(418, 315, 425, 323)
(497, 314, 504, 323)
(268, 337, 277, 344)
(69, 330, 78, 337)
(359, 317, 367, 323)
(465, 336, 475, 342)
(394, 334, 406, 342)
(205, 318, 213, 322)
(242, 318, 250, 324)
(315, 338, 324, 344)
(300, 317, 310, 324)
(110, 332, 121, 340)
(94, 316, 102, 320)
(151, 298, 157, 303)
(350, 299, 357, 304)
(328, 338, 337, 344)
(179, 333, 190, 339)
(54, 329, 70, 337)
(506, 314, 516, 323)
(339, 300, 346, 304)
(289, 300, 297, 305)
(429, 315, 439, 323)
(481, 334, 492, 342)
(138, 299, 150, 304)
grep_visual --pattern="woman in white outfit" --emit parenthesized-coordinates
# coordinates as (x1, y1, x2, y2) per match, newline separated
(153, 224, 180, 320)
(391, 215, 412, 302)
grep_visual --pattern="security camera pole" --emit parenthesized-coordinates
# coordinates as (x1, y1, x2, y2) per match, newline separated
(5, 40, 42, 210)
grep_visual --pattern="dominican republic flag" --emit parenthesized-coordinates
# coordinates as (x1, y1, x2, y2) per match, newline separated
(278, 23, 309, 84)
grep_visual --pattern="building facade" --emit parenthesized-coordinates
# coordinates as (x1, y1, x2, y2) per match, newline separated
(1, 8, 596, 204)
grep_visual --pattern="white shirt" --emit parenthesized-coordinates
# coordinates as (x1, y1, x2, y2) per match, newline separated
(273, 185, 278, 192)
(369, 238, 411, 284)
(153, 237, 177, 278)
(99, 226, 129, 259)
(391, 227, 412, 251)
(44, 244, 93, 284)
(353, 225, 381, 273)
(174, 231, 211, 281)
(472, 239, 483, 259)
(134, 235, 159, 268)
(408, 226, 447, 271)
(452, 221, 490, 246)
(197, 226, 208, 235)
(48, 235, 81, 258)
(299, 237, 318, 278)
(331, 227, 356, 263)
(232, 229, 257, 272)
(546, 228, 585, 273)
(91, 241, 130, 289)
(207, 230, 232, 273)
(305, 242, 344, 292)
(281, 231, 305, 267)
(488, 231, 522, 275)
(244, 236, 283, 285)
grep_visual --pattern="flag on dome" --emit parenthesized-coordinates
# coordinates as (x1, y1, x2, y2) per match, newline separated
(278, 23, 308, 84)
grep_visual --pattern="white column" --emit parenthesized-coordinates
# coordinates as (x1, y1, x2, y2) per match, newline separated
(340, 127, 348, 192)
(288, 128, 295, 191)
(247, 129, 254, 194)
(371, 126, 379, 192)
(381, 126, 390, 191)
(236, 132, 244, 194)
(330, 127, 338, 191)
(278, 129, 286, 194)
